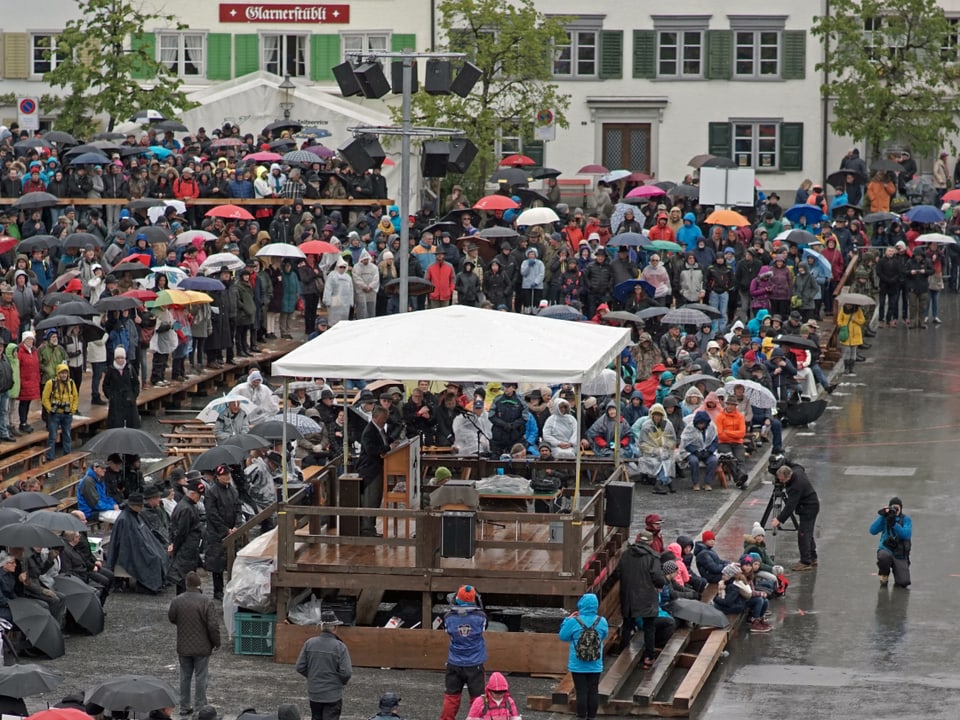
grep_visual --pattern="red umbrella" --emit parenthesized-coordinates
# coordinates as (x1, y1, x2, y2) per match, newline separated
(626, 185, 667, 199)
(29, 710, 92, 720)
(0, 237, 17, 254)
(209, 137, 245, 148)
(298, 240, 339, 255)
(127, 253, 153, 267)
(942, 188, 960, 203)
(241, 151, 283, 163)
(121, 289, 156, 302)
(626, 172, 652, 183)
(382, 158, 396, 167)
(499, 154, 535, 167)
(205, 205, 255, 221)
(473, 195, 519, 211)
(578, 164, 609, 173)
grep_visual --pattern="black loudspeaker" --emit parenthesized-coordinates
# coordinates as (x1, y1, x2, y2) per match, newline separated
(446, 138, 478, 174)
(332, 62, 362, 97)
(338, 136, 385, 173)
(421, 141, 450, 177)
(354, 61, 390, 99)
(391, 60, 419, 95)
(441, 511, 476, 558)
(338, 473, 363, 537)
(603, 481, 634, 528)
(451, 61, 482, 98)
(425, 60, 453, 95)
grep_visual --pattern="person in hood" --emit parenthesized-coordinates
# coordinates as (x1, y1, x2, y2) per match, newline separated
(870, 496, 912, 588)
(623, 390, 648, 427)
(614, 531, 665, 666)
(465, 672, 520, 720)
(676, 212, 703, 252)
(352, 250, 379, 319)
(41, 362, 78, 461)
(680, 410, 718, 490)
(558, 593, 608, 720)
(542, 397, 579, 458)
(587, 400, 635, 457)
(455, 259, 481, 307)
(647, 212, 675, 242)
(633, 403, 676, 493)
(483, 259, 512, 310)
(441, 585, 488, 720)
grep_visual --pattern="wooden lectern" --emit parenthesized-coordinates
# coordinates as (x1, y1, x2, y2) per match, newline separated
(382, 435, 421, 537)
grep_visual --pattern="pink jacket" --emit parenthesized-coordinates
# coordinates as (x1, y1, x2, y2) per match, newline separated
(667, 542, 691, 585)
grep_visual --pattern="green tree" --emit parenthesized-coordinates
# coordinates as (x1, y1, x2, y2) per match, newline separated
(813, 0, 960, 161)
(44, 0, 196, 136)
(398, 0, 570, 198)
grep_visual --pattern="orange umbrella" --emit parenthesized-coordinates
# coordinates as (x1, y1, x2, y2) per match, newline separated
(298, 240, 339, 255)
(499, 154, 535, 167)
(473, 195, 519, 211)
(705, 209, 750, 227)
(205, 205, 254, 221)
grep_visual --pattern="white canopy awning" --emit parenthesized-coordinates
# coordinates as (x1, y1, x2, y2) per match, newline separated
(271, 305, 631, 384)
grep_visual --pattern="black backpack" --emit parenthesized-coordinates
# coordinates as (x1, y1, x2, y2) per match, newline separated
(573, 616, 602, 662)
(0, 354, 13, 394)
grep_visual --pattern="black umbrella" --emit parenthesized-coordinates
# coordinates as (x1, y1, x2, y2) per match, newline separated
(41, 292, 79, 307)
(68, 152, 111, 166)
(263, 120, 303, 136)
(654, 181, 677, 192)
(63, 232, 102, 250)
(603, 310, 645, 325)
(1, 492, 59, 511)
(681, 302, 723, 319)
(8, 599, 64, 659)
(490, 168, 529, 187)
(671, 184, 700, 198)
(34, 316, 105, 343)
(609, 232, 651, 248)
(110, 261, 152, 277)
(191, 445, 247, 473)
(250, 421, 304, 441)
(138, 226, 172, 244)
(0, 523, 64, 548)
(531, 167, 561, 179)
(268, 138, 297, 152)
(782, 229, 818, 246)
(422, 221, 459, 237)
(668, 599, 730, 628)
(221, 434, 271, 451)
(702, 156, 736, 168)
(13, 138, 51, 153)
(94, 295, 142, 312)
(27, 511, 88, 533)
(83, 427, 164, 457)
(84, 675, 177, 713)
(92, 131, 126, 141)
(44, 131, 78, 146)
(863, 211, 900, 224)
(871, 159, 903, 174)
(661, 307, 712, 326)
(152, 120, 188, 133)
(12, 192, 59, 210)
(537, 304, 583, 321)
(127, 198, 164, 210)
(478, 226, 519, 240)
(16, 235, 61, 253)
(826, 169, 866, 188)
(383, 277, 434, 296)
(53, 575, 104, 635)
(0, 507, 26, 526)
(515, 188, 552, 208)
(780, 398, 827, 427)
(0, 662, 60, 697)
(636, 306, 670, 320)
(49, 300, 99, 318)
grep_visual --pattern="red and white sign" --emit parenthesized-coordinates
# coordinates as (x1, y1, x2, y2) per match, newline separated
(219, 3, 350, 23)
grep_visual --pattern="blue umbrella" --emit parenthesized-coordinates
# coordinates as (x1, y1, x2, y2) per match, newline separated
(903, 205, 944, 223)
(783, 204, 823, 224)
(177, 276, 226, 291)
(144, 146, 173, 159)
(300, 128, 332, 138)
(802, 247, 832, 274)
(69, 152, 109, 166)
(609, 231, 651, 248)
(613, 279, 657, 303)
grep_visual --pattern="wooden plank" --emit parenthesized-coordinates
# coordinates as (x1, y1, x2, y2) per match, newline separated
(355, 584, 386, 626)
(633, 629, 691, 705)
(597, 639, 646, 703)
(670, 630, 728, 710)
(273, 625, 568, 673)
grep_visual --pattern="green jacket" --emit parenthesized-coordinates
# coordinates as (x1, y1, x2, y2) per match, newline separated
(237, 281, 256, 326)
(38, 343, 68, 386)
(4, 343, 18, 399)
(742, 536, 775, 573)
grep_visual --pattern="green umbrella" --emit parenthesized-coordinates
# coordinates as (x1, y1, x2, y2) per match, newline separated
(650, 240, 683, 253)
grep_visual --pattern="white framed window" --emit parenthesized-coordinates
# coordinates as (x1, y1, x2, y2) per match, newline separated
(31, 34, 62, 75)
(657, 30, 703, 77)
(158, 32, 205, 78)
(733, 121, 779, 170)
(862, 18, 905, 62)
(262, 33, 307, 77)
(553, 30, 598, 78)
(942, 17, 959, 61)
(734, 30, 780, 78)
(341, 32, 389, 62)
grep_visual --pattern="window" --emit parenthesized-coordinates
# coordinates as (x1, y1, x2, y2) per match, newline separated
(495, 126, 544, 169)
(602, 124, 651, 174)
(943, 18, 960, 61)
(657, 30, 703, 77)
(733, 122, 779, 169)
(158, 32, 204, 78)
(341, 32, 389, 62)
(863, 18, 905, 62)
(31, 34, 61, 75)
(262, 34, 307, 77)
(553, 30, 598, 77)
(734, 30, 779, 78)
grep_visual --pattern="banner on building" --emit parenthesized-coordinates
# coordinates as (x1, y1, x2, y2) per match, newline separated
(219, 4, 350, 23)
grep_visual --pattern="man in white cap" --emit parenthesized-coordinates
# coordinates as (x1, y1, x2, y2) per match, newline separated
(232, 369, 277, 424)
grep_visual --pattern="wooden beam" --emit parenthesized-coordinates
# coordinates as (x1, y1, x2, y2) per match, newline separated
(670, 630, 729, 710)
(633, 629, 691, 705)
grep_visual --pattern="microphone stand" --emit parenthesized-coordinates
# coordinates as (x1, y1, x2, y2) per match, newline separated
(461, 409, 491, 483)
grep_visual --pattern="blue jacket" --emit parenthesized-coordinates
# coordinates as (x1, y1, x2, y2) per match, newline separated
(869, 513, 912, 554)
(78, 468, 114, 518)
(30, 259, 51, 291)
(693, 540, 727, 583)
(444, 605, 487, 666)
(558, 593, 608, 673)
(677, 213, 703, 252)
(280, 269, 301, 313)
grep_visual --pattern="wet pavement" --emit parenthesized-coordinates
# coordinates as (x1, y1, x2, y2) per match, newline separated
(700, 295, 960, 719)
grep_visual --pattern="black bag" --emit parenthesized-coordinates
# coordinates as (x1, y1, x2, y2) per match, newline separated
(0, 355, 12, 394)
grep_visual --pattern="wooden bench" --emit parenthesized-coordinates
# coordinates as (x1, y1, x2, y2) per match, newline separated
(161, 432, 216, 446)
(142, 455, 188, 482)
(0, 446, 47, 476)
(2, 451, 89, 493)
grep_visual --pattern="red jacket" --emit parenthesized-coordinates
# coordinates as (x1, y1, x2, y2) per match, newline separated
(426, 261, 455, 301)
(173, 177, 200, 200)
(18, 344, 40, 401)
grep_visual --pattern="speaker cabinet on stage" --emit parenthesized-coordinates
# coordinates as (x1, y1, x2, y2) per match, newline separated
(338, 136, 385, 173)
(604, 481, 634, 528)
(421, 141, 450, 177)
(441, 511, 476, 558)
(425, 60, 453, 95)
(332, 62, 362, 97)
(391, 60, 419, 94)
(446, 138, 478, 174)
(451, 61, 482, 98)
(338, 473, 363, 537)
(354, 61, 391, 99)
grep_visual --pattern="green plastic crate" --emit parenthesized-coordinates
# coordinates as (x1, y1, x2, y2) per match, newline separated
(234, 612, 277, 656)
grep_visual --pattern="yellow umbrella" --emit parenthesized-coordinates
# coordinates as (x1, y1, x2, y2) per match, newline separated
(183, 290, 213, 304)
(148, 289, 195, 307)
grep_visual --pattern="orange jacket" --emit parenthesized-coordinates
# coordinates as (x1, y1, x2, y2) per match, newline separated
(716, 408, 746, 444)
(866, 180, 895, 213)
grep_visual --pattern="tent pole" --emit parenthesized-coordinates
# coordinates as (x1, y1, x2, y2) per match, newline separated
(342, 384, 350, 473)
(613, 355, 622, 466)
(281, 378, 289, 502)
(573, 382, 582, 516)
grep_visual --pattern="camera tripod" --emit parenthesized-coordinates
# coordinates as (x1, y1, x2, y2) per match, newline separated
(760, 481, 798, 531)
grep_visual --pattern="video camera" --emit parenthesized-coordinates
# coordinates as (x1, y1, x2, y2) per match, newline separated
(767, 452, 792, 479)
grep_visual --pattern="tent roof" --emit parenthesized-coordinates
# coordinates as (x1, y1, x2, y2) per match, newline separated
(271, 305, 631, 384)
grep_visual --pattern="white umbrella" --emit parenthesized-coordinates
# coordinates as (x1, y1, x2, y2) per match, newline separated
(268, 412, 323, 433)
(173, 229, 217, 248)
(200, 253, 245, 274)
(196, 394, 258, 424)
(600, 169, 631, 184)
(164, 199, 187, 215)
(515, 207, 559, 226)
(582, 368, 618, 396)
(801, 248, 832, 274)
(147, 207, 167, 225)
(915, 232, 956, 244)
(724, 379, 777, 410)
(256, 243, 307, 259)
(146, 266, 188, 289)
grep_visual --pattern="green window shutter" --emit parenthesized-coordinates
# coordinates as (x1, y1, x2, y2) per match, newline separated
(3, 33, 29, 79)
(781, 30, 806, 80)
(130, 32, 156, 80)
(391, 33, 416, 53)
(779, 122, 804, 171)
(708, 122, 732, 158)
(632, 30, 656, 79)
(522, 139, 544, 171)
(234, 34, 259, 77)
(705, 30, 731, 80)
(309, 34, 341, 81)
(206, 34, 231, 81)
(598, 30, 623, 79)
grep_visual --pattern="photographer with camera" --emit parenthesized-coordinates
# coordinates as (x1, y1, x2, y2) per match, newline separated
(40, 362, 78, 462)
(771, 463, 820, 571)
(869, 496, 912, 588)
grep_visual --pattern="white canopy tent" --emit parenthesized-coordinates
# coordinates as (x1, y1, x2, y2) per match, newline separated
(271, 305, 632, 502)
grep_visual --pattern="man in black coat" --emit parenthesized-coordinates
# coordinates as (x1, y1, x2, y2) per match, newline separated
(582, 248, 614, 317)
(102, 346, 140, 429)
(615, 530, 665, 664)
(356, 407, 391, 538)
(170, 480, 204, 595)
(204, 465, 242, 599)
(772, 463, 820, 571)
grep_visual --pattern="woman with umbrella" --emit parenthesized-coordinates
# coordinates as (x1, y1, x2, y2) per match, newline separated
(323, 258, 352, 327)
(837, 302, 866, 376)
(102, 346, 140, 428)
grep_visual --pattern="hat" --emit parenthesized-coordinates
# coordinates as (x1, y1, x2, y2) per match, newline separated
(807, 319, 819, 328)
(434, 466, 452, 483)
(197, 707, 221, 720)
(645, 513, 663, 526)
(889, 496, 903, 509)
(185, 479, 204, 493)
(538, 299, 549, 308)
(378, 693, 401, 713)
(751, 522, 765, 538)
(662, 560, 678, 575)
(267, 451, 283, 466)
(320, 610, 343, 626)
(740, 554, 757, 566)
(721, 564, 740, 580)
(170, 469, 186, 483)
(92, 460, 105, 469)
(455, 584, 477, 605)
(359, 389, 375, 403)
(22, 331, 35, 342)
(702, 530, 716, 542)
(127, 493, 144, 506)
(634, 530, 653, 543)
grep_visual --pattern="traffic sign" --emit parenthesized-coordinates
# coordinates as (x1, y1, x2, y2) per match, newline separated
(18, 97, 39, 131)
